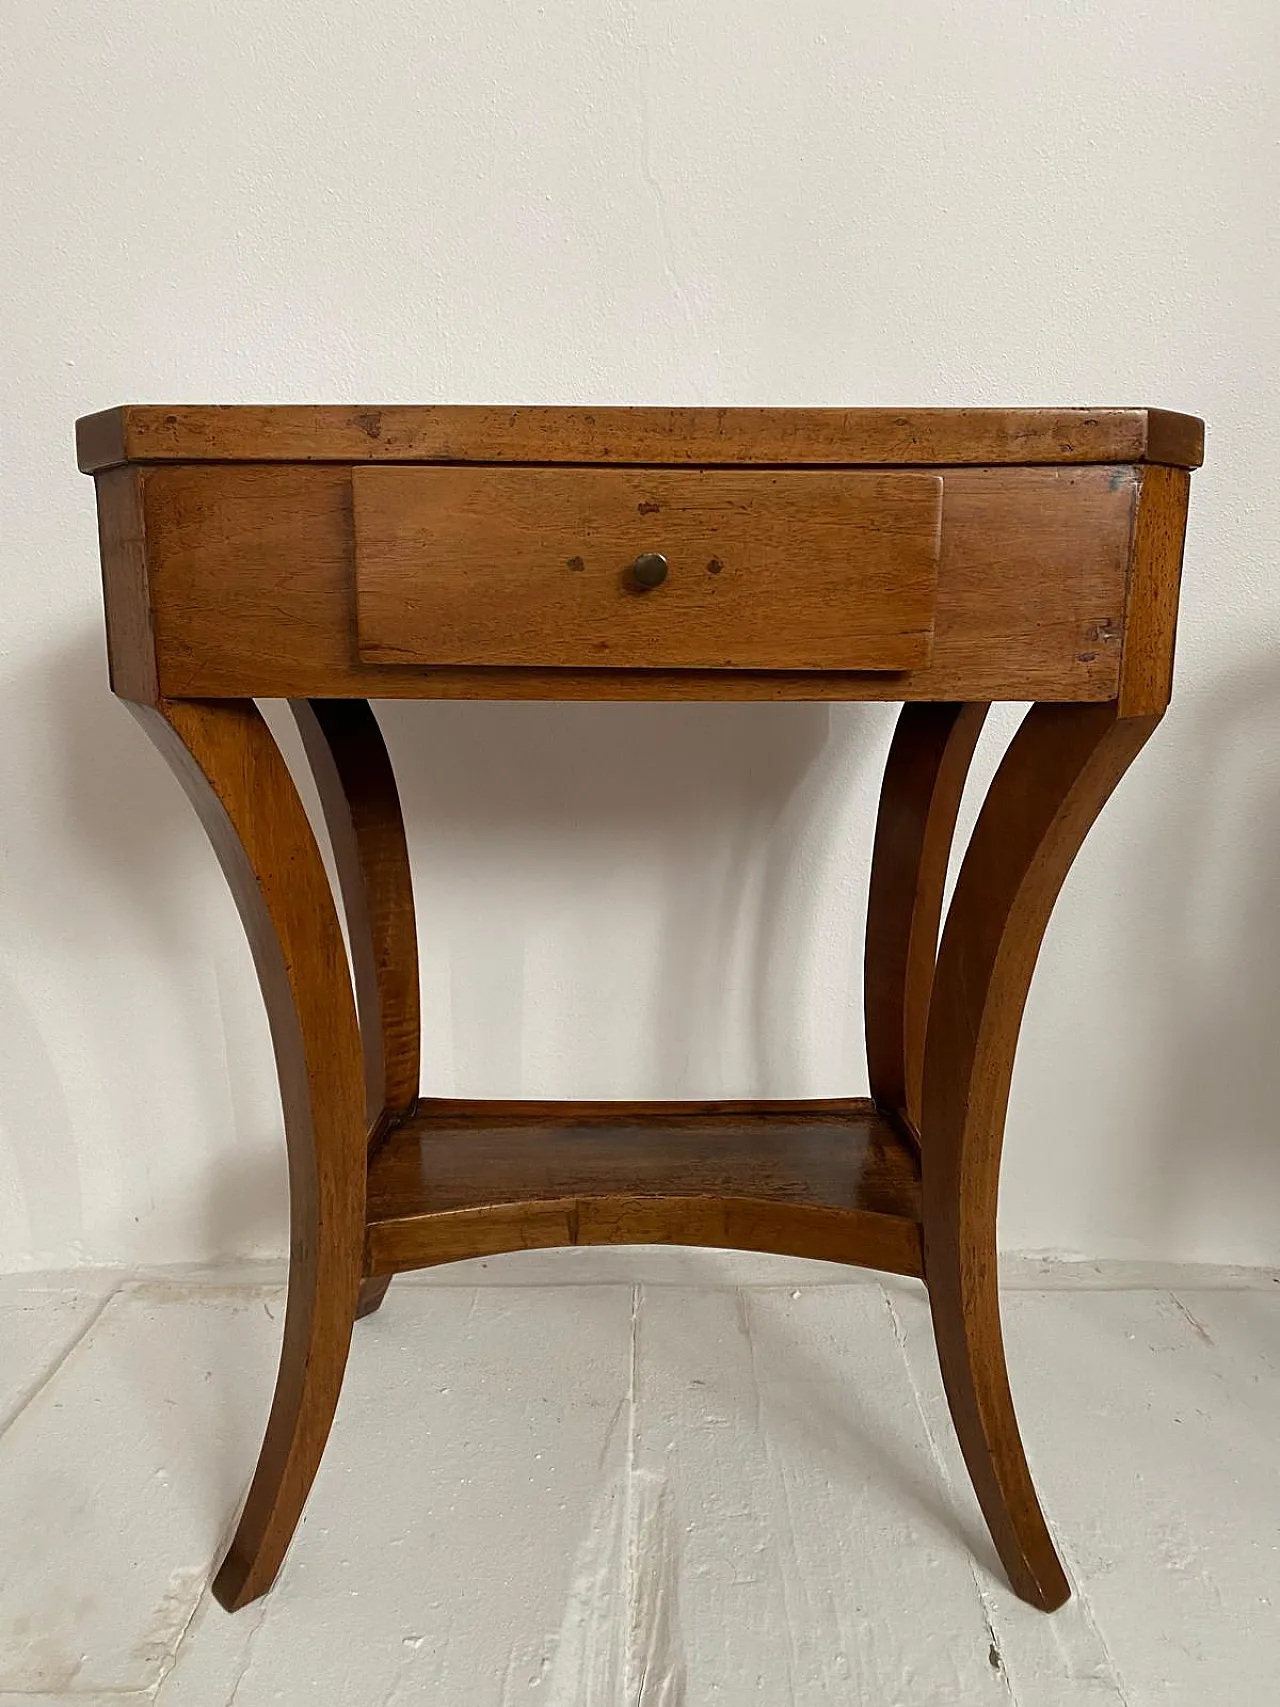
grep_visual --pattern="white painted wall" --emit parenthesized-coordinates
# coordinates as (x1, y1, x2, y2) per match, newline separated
(1, 1, 1277, 1271)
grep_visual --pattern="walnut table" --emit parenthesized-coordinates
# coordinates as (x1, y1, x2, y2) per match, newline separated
(77, 403, 1202, 1613)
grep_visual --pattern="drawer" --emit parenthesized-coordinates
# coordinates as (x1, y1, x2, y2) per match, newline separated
(352, 467, 942, 672)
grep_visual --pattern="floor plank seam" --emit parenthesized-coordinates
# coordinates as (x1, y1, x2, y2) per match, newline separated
(880, 1285, 1026, 1704)
(624, 1279, 640, 1705)
(738, 1289, 804, 1703)
(151, 1579, 220, 1701)
(620, 1282, 688, 1706)
(1051, 1549, 1136, 1707)
(1168, 1292, 1216, 1348)
(882, 1285, 1140, 1707)
(0, 1279, 125, 1443)
(217, 1587, 274, 1707)
(978, 1597, 1019, 1706)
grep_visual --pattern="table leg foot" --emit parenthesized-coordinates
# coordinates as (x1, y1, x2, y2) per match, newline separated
(926, 1243, 1070, 1610)
(356, 1275, 392, 1319)
(212, 1267, 362, 1611)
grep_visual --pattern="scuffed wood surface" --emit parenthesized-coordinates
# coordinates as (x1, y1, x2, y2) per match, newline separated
(353, 466, 942, 672)
(362, 1099, 924, 1280)
(137, 463, 1136, 703)
(76, 403, 1206, 472)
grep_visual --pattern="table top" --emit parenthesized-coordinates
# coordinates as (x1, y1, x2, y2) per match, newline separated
(76, 404, 1205, 474)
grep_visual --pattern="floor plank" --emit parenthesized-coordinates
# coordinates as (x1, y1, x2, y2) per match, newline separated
(0, 1285, 281, 1695)
(0, 1278, 119, 1437)
(631, 1284, 1010, 1703)
(887, 1283, 1128, 1706)
(162, 1283, 636, 1707)
(894, 1282, 1280, 1707)
(1, 1272, 1276, 1705)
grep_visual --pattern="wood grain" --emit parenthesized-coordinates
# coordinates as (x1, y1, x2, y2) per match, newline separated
(137, 463, 1135, 703)
(92, 466, 157, 704)
(353, 466, 941, 672)
(363, 1098, 923, 1280)
(367, 1098, 919, 1218)
(132, 697, 367, 1612)
(289, 700, 419, 1129)
(920, 701, 1160, 1611)
(1118, 464, 1192, 716)
(865, 702, 988, 1131)
(76, 403, 1205, 472)
(368, 1198, 922, 1279)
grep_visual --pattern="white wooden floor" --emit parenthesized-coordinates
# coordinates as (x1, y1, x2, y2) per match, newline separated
(0, 1252, 1276, 1706)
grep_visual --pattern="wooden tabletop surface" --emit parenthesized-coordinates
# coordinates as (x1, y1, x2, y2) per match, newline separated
(76, 404, 1205, 473)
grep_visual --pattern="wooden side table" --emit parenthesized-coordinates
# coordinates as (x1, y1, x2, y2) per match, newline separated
(78, 404, 1202, 1614)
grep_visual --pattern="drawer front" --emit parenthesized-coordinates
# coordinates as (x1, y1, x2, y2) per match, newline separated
(353, 467, 942, 672)
(127, 464, 1138, 704)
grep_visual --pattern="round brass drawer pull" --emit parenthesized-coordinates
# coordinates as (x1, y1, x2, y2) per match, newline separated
(629, 551, 668, 590)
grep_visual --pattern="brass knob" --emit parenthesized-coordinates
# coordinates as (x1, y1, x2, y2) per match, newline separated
(629, 551, 668, 590)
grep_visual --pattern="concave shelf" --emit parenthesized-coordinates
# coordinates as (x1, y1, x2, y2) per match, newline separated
(364, 1098, 923, 1280)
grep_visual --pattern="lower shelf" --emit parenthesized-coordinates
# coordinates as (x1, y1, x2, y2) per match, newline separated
(364, 1098, 923, 1280)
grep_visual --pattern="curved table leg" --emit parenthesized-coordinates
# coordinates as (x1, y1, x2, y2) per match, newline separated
(921, 702, 1159, 1610)
(289, 699, 420, 1129)
(133, 698, 367, 1611)
(290, 700, 420, 1321)
(865, 702, 988, 1133)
